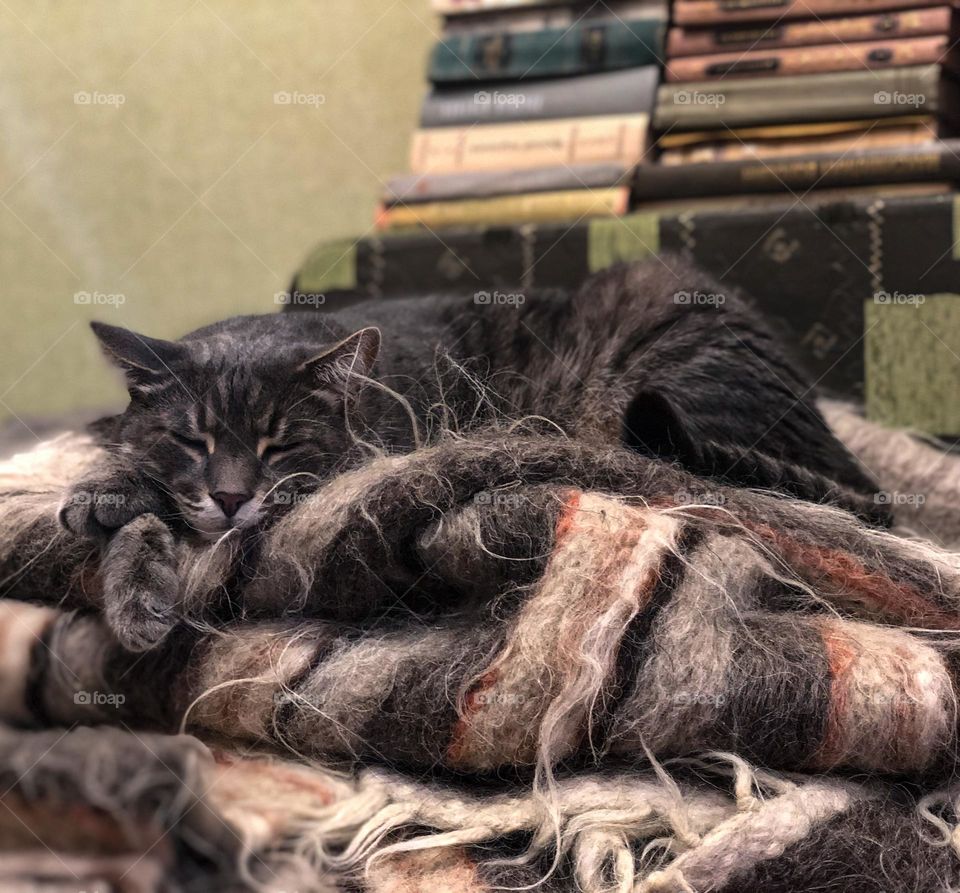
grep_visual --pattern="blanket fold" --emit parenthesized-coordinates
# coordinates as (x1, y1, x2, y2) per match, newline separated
(1, 410, 960, 891)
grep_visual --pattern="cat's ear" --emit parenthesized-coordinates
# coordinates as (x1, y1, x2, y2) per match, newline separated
(622, 390, 700, 467)
(90, 321, 184, 395)
(297, 327, 381, 400)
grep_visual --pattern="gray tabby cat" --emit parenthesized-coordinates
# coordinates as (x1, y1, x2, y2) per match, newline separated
(60, 257, 882, 648)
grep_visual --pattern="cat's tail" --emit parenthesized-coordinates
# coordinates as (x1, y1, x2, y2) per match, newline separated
(688, 438, 892, 527)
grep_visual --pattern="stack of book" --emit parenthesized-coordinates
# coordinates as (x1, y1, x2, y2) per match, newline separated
(639, 0, 960, 203)
(378, 0, 668, 231)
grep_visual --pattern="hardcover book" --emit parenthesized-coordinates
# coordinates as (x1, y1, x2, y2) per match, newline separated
(375, 187, 631, 230)
(409, 114, 652, 173)
(432, 0, 577, 12)
(421, 67, 659, 127)
(385, 163, 629, 205)
(658, 115, 936, 148)
(653, 65, 942, 130)
(444, 0, 664, 34)
(633, 182, 950, 211)
(667, 7, 951, 56)
(659, 122, 936, 163)
(673, 0, 944, 26)
(664, 35, 948, 82)
(429, 14, 666, 82)
(292, 190, 960, 403)
(634, 141, 960, 199)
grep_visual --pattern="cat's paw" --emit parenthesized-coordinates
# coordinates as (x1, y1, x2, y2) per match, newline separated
(101, 514, 180, 652)
(58, 475, 164, 541)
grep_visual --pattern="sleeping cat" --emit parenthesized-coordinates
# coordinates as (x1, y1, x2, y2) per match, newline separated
(60, 257, 882, 644)
(61, 257, 881, 543)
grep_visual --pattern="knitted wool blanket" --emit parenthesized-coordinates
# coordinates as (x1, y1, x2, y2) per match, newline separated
(1, 406, 960, 892)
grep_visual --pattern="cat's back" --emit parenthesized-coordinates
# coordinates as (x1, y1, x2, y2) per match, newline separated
(181, 297, 463, 347)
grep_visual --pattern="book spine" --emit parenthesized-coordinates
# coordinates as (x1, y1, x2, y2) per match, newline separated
(385, 163, 628, 205)
(375, 188, 631, 230)
(657, 115, 935, 147)
(673, 0, 943, 26)
(429, 18, 665, 83)
(653, 65, 940, 130)
(658, 124, 936, 163)
(432, 0, 577, 12)
(665, 35, 948, 82)
(666, 7, 952, 56)
(634, 142, 960, 199)
(420, 67, 659, 127)
(409, 115, 651, 174)
(443, 0, 663, 35)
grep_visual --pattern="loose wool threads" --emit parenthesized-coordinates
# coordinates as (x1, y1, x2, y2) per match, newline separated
(3, 420, 960, 889)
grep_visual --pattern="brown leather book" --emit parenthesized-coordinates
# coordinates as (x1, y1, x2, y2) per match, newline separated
(667, 7, 951, 57)
(665, 35, 949, 81)
(635, 141, 960, 201)
(633, 182, 950, 211)
(658, 115, 935, 148)
(673, 0, 944, 26)
(659, 122, 937, 163)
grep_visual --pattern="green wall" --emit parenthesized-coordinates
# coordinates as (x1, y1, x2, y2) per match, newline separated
(0, 1, 433, 424)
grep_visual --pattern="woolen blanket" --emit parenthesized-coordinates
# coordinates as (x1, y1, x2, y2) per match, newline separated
(1, 404, 959, 892)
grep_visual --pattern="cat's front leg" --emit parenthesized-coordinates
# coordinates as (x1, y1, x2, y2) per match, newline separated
(58, 464, 171, 541)
(100, 513, 180, 651)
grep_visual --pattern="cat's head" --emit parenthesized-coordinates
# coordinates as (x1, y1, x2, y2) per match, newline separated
(91, 320, 380, 538)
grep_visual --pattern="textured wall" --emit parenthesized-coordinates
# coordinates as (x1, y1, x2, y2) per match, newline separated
(0, 1, 433, 426)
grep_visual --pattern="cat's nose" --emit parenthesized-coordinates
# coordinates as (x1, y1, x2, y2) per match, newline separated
(212, 491, 252, 518)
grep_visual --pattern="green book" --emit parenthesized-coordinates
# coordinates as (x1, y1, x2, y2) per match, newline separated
(653, 65, 943, 131)
(429, 14, 667, 83)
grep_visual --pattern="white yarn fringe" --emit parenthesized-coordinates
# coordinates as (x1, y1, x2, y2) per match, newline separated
(263, 755, 827, 893)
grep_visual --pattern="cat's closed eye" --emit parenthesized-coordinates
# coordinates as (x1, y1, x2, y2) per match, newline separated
(261, 442, 310, 462)
(169, 431, 208, 454)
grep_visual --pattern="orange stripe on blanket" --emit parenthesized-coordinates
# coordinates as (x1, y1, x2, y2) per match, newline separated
(752, 523, 960, 629)
(810, 618, 953, 773)
(446, 493, 682, 772)
(554, 489, 583, 544)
